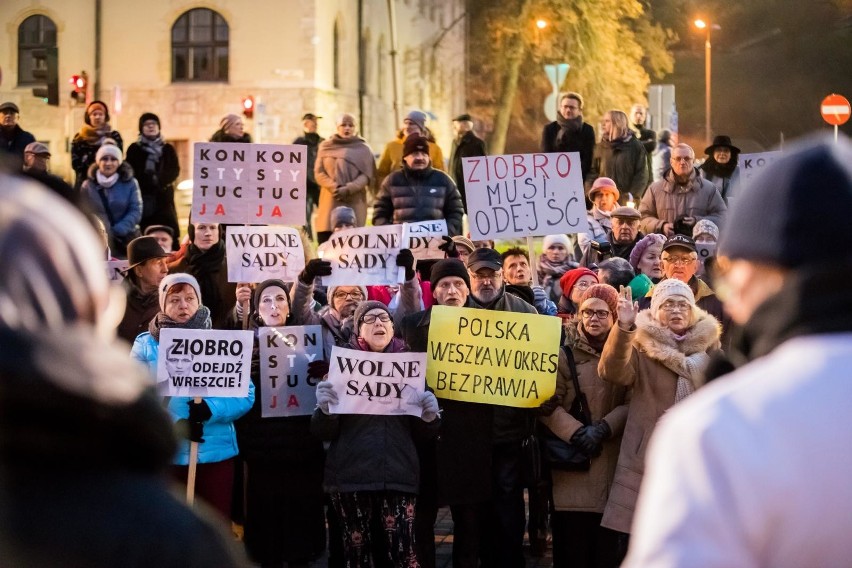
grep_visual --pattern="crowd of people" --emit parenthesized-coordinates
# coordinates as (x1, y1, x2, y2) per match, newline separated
(2, 91, 850, 568)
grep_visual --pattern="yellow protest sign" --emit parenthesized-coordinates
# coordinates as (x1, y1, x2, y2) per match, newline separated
(426, 305, 560, 408)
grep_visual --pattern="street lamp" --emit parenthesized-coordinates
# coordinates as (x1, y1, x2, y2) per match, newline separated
(694, 19, 720, 146)
(536, 19, 548, 30)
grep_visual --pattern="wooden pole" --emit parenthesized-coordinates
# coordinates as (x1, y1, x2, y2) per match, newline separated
(186, 396, 202, 505)
(527, 235, 539, 287)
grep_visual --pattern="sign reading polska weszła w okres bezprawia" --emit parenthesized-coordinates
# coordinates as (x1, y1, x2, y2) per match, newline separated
(258, 325, 323, 418)
(157, 328, 253, 398)
(226, 225, 306, 283)
(426, 306, 559, 408)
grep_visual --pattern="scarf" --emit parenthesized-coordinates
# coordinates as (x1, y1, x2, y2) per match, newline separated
(555, 114, 583, 147)
(96, 171, 119, 188)
(148, 305, 211, 342)
(538, 256, 575, 289)
(578, 325, 608, 354)
(137, 134, 164, 174)
(77, 123, 113, 145)
(319, 135, 376, 185)
(599, 130, 634, 148)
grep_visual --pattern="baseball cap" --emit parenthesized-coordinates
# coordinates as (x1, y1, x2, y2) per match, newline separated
(302, 113, 322, 121)
(466, 248, 503, 272)
(0, 102, 20, 114)
(662, 234, 697, 253)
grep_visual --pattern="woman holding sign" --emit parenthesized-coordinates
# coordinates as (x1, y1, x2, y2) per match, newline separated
(312, 301, 440, 568)
(236, 279, 327, 567)
(131, 273, 254, 518)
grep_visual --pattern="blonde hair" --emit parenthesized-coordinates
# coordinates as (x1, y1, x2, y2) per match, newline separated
(604, 110, 631, 142)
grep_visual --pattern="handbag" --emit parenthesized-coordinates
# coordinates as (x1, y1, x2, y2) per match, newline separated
(540, 345, 594, 471)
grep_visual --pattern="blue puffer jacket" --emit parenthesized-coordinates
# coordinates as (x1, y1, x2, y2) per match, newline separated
(131, 331, 255, 465)
(83, 162, 142, 239)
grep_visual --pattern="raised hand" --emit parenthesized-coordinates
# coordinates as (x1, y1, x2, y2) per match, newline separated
(299, 258, 333, 285)
(617, 285, 639, 329)
(316, 380, 338, 415)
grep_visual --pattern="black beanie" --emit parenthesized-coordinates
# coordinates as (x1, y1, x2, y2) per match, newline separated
(252, 279, 292, 325)
(720, 136, 852, 268)
(138, 112, 161, 133)
(429, 258, 470, 290)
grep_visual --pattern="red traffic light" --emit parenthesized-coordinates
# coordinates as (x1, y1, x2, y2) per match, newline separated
(70, 72, 88, 103)
(242, 96, 255, 119)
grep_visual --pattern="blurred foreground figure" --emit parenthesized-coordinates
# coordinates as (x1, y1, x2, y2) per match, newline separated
(0, 174, 243, 567)
(625, 136, 852, 568)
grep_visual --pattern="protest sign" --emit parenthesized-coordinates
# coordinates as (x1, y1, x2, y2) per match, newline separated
(426, 305, 559, 408)
(192, 142, 306, 225)
(106, 259, 129, 282)
(462, 152, 586, 240)
(157, 328, 253, 398)
(401, 219, 448, 261)
(727, 151, 781, 205)
(326, 347, 426, 417)
(318, 225, 404, 286)
(226, 225, 306, 283)
(258, 325, 323, 417)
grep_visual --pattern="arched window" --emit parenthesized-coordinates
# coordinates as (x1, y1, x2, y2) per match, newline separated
(333, 19, 341, 89)
(172, 8, 228, 82)
(17, 15, 57, 85)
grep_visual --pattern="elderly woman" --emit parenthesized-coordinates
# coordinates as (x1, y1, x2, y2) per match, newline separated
(311, 301, 440, 568)
(539, 234, 578, 302)
(71, 100, 123, 190)
(314, 113, 376, 244)
(586, 110, 649, 203)
(557, 267, 598, 322)
(541, 284, 629, 568)
(131, 273, 255, 519)
(597, 280, 721, 560)
(210, 114, 252, 143)
(82, 141, 142, 259)
(627, 233, 666, 300)
(235, 279, 326, 567)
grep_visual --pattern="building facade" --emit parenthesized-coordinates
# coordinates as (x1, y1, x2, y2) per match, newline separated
(1, 0, 467, 182)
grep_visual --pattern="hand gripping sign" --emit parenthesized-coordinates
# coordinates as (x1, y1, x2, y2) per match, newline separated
(401, 219, 448, 261)
(326, 347, 427, 417)
(426, 305, 559, 408)
(226, 225, 306, 283)
(258, 325, 324, 417)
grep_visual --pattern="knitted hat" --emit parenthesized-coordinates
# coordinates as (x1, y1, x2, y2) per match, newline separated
(579, 283, 618, 315)
(219, 114, 241, 132)
(692, 219, 719, 241)
(158, 274, 202, 312)
(138, 112, 160, 132)
(96, 140, 122, 162)
(451, 235, 475, 254)
(353, 300, 393, 330)
(543, 234, 571, 250)
(650, 278, 695, 319)
(559, 267, 598, 298)
(629, 233, 667, 270)
(628, 273, 654, 300)
(430, 258, 470, 290)
(330, 206, 357, 228)
(404, 110, 428, 131)
(588, 177, 620, 201)
(403, 134, 430, 158)
(84, 100, 110, 125)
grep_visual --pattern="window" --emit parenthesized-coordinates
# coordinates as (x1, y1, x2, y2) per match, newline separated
(18, 15, 57, 86)
(172, 8, 228, 82)
(333, 19, 341, 89)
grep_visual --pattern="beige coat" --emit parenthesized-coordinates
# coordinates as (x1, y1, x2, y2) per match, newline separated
(638, 168, 726, 235)
(540, 323, 629, 513)
(598, 308, 721, 533)
(314, 135, 376, 232)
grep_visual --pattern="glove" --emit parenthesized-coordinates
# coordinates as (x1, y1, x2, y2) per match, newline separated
(438, 235, 458, 258)
(187, 400, 212, 423)
(315, 381, 338, 415)
(674, 216, 696, 237)
(307, 360, 330, 380)
(570, 421, 611, 457)
(331, 186, 345, 199)
(419, 391, 440, 423)
(176, 419, 205, 443)
(396, 249, 416, 281)
(535, 394, 561, 417)
(299, 258, 333, 284)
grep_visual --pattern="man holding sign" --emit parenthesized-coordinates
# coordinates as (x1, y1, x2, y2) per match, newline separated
(311, 301, 440, 568)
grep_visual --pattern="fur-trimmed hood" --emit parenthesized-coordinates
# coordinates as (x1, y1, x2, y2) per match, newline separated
(86, 160, 135, 183)
(634, 307, 721, 388)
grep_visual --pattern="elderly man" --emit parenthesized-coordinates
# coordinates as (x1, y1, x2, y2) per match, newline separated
(0, 102, 36, 162)
(582, 206, 644, 267)
(22, 141, 51, 173)
(639, 143, 726, 237)
(625, 137, 852, 568)
(541, 92, 596, 180)
(373, 134, 464, 235)
(449, 113, 487, 210)
(117, 236, 170, 343)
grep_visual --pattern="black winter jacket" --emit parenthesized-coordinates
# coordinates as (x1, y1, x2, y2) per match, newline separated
(0, 124, 35, 159)
(125, 141, 181, 238)
(373, 165, 465, 236)
(449, 130, 487, 198)
(540, 121, 597, 180)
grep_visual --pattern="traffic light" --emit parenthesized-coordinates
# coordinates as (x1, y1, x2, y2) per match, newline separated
(242, 96, 254, 119)
(70, 72, 88, 104)
(31, 47, 59, 106)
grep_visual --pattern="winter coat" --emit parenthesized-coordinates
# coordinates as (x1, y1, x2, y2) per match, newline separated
(449, 130, 487, 201)
(0, 124, 35, 158)
(638, 276, 730, 346)
(639, 168, 727, 235)
(314, 135, 376, 232)
(586, 135, 650, 202)
(540, 323, 628, 513)
(310, 336, 440, 494)
(652, 141, 672, 182)
(82, 162, 143, 245)
(71, 129, 123, 190)
(131, 331, 255, 466)
(577, 207, 613, 258)
(540, 120, 597, 180)
(209, 131, 252, 143)
(169, 241, 237, 330)
(117, 278, 160, 344)
(376, 134, 445, 190)
(700, 161, 740, 204)
(293, 131, 324, 198)
(597, 308, 721, 533)
(372, 165, 465, 236)
(125, 140, 181, 238)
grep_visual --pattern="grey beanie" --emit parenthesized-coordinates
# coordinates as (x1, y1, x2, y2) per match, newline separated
(330, 206, 357, 229)
(158, 273, 202, 312)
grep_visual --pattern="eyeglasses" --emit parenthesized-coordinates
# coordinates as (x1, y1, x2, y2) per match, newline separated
(662, 256, 696, 266)
(573, 280, 594, 290)
(672, 156, 693, 163)
(361, 313, 391, 324)
(470, 271, 502, 283)
(333, 290, 363, 300)
(581, 309, 610, 320)
(613, 218, 640, 226)
(660, 300, 691, 313)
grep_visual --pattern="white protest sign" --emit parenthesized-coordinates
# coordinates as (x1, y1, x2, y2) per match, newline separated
(326, 347, 426, 417)
(318, 225, 404, 286)
(401, 219, 448, 261)
(258, 325, 323, 418)
(739, 151, 781, 183)
(106, 260, 129, 282)
(462, 152, 586, 240)
(192, 143, 307, 225)
(157, 328, 253, 398)
(226, 225, 306, 283)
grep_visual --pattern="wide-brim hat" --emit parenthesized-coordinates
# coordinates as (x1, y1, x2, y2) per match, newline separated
(704, 135, 741, 156)
(126, 236, 170, 270)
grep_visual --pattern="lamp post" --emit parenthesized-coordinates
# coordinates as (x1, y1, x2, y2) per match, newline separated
(694, 19, 720, 146)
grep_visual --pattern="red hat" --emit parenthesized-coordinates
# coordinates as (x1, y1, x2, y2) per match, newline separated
(559, 267, 598, 298)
